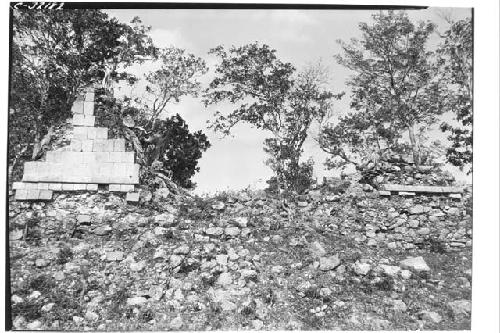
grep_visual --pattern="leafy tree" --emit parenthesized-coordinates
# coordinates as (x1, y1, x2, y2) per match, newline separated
(204, 43, 341, 193)
(99, 47, 210, 188)
(137, 114, 211, 188)
(319, 111, 400, 171)
(96, 95, 210, 189)
(437, 17, 473, 172)
(142, 47, 208, 125)
(333, 10, 444, 167)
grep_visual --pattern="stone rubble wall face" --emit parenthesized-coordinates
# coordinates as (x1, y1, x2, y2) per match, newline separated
(14, 87, 141, 201)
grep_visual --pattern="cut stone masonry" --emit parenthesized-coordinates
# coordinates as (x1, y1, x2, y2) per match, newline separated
(379, 184, 465, 199)
(14, 87, 141, 201)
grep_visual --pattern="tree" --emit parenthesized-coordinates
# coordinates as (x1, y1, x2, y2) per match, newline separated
(10, 9, 156, 177)
(333, 10, 444, 167)
(142, 47, 208, 126)
(137, 114, 211, 189)
(437, 17, 473, 172)
(203, 43, 341, 193)
(99, 47, 210, 188)
(319, 111, 400, 171)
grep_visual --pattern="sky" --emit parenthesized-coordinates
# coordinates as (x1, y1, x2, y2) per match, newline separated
(106, 7, 472, 194)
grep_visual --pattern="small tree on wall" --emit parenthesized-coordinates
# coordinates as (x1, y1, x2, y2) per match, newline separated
(333, 10, 445, 167)
(204, 42, 341, 194)
(98, 46, 211, 189)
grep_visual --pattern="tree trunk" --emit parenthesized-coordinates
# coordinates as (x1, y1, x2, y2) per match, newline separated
(123, 128, 146, 165)
(9, 144, 29, 180)
(31, 132, 41, 160)
(407, 125, 420, 167)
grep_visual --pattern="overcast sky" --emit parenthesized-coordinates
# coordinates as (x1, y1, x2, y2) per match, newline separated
(106, 7, 472, 194)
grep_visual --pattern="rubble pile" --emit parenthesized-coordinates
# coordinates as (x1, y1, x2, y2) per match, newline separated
(358, 153, 456, 188)
(8, 179, 472, 330)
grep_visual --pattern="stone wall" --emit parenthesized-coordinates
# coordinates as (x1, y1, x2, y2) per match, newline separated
(14, 87, 140, 201)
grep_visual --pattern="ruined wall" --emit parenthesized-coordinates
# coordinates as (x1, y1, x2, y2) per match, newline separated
(13, 87, 140, 201)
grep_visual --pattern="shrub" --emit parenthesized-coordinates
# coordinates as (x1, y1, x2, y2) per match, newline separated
(96, 94, 210, 189)
(56, 246, 74, 265)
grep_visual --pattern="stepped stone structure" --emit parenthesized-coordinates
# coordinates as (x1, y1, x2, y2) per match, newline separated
(13, 88, 140, 201)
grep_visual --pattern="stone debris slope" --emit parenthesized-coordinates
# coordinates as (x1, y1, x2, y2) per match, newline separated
(8, 183, 472, 330)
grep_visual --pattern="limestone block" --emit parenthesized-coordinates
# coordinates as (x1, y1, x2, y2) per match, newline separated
(73, 114, 95, 127)
(62, 173, 77, 183)
(69, 153, 84, 164)
(45, 151, 59, 162)
(81, 140, 93, 152)
(26, 190, 40, 200)
(74, 127, 89, 140)
(109, 152, 134, 163)
(131, 164, 140, 184)
(109, 184, 121, 192)
(113, 139, 126, 152)
(95, 128, 108, 139)
(86, 184, 98, 191)
(93, 152, 108, 163)
(48, 183, 63, 191)
(70, 140, 82, 152)
(120, 184, 134, 192)
(126, 192, 140, 202)
(86, 127, 96, 139)
(15, 189, 28, 200)
(111, 163, 127, 182)
(81, 152, 96, 164)
(383, 184, 464, 194)
(104, 140, 114, 152)
(86, 127, 108, 140)
(38, 190, 53, 200)
(399, 191, 416, 196)
(22, 162, 39, 181)
(92, 140, 104, 152)
(108, 152, 120, 163)
(71, 102, 84, 114)
(83, 101, 94, 115)
(85, 91, 95, 102)
(96, 163, 113, 183)
(74, 184, 86, 191)
(23, 162, 65, 182)
(36, 163, 53, 182)
(38, 183, 49, 190)
(91, 140, 112, 152)
(20, 160, 138, 185)
(12, 182, 24, 190)
(25, 183, 39, 189)
(123, 152, 134, 163)
(62, 184, 74, 191)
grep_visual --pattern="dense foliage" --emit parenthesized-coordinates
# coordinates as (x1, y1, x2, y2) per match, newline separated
(437, 17, 473, 172)
(136, 114, 211, 189)
(9, 9, 155, 176)
(122, 46, 210, 188)
(96, 93, 210, 189)
(204, 43, 341, 193)
(9, 8, 472, 191)
(142, 47, 208, 123)
(327, 11, 445, 167)
(10, 9, 210, 188)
